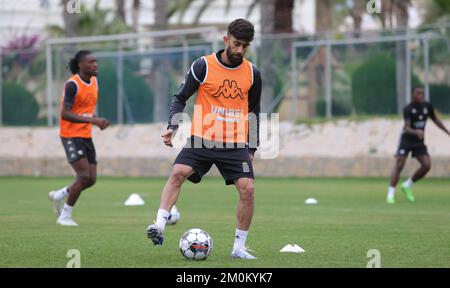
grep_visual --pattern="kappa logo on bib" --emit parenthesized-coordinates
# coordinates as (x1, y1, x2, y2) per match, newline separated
(213, 79, 244, 100)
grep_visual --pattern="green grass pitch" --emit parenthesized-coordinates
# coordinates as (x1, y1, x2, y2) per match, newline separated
(0, 176, 449, 268)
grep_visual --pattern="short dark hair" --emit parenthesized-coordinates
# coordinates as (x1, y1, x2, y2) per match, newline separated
(68, 50, 93, 74)
(412, 85, 424, 94)
(227, 18, 254, 42)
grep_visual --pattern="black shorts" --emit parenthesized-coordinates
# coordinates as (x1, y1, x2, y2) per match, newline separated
(174, 138, 254, 185)
(61, 137, 97, 164)
(396, 140, 428, 158)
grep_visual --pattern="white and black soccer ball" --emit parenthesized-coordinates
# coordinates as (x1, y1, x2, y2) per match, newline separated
(167, 205, 180, 225)
(179, 228, 213, 260)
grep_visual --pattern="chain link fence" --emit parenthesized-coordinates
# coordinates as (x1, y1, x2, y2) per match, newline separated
(289, 28, 450, 121)
(1, 24, 449, 126)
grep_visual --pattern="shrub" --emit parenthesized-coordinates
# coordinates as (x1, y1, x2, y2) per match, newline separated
(96, 61, 154, 123)
(352, 53, 420, 114)
(429, 84, 450, 114)
(2, 82, 39, 125)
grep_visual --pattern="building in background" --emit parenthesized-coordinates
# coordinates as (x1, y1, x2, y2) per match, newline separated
(0, 0, 426, 46)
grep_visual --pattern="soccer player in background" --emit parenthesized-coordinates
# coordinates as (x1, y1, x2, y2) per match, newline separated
(386, 86, 450, 204)
(146, 19, 261, 259)
(48, 50, 110, 226)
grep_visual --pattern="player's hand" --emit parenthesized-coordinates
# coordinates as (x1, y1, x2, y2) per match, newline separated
(415, 130, 424, 140)
(162, 129, 174, 147)
(93, 117, 110, 130)
(249, 153, 254, 162)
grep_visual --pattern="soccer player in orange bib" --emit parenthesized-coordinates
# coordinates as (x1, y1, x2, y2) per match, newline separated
(146, 19, 261, 259)
(48, 50, 110, 226)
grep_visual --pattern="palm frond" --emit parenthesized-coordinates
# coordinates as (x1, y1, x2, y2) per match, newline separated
(246, 0, 261, 18)
(193, 0, 213, 24)
(174, 0, 198, 23)
(224, 0, 232, 15)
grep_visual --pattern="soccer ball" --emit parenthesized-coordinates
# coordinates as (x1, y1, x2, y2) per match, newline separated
(167, 205, 180, 225)
(179, 228, 213, 260)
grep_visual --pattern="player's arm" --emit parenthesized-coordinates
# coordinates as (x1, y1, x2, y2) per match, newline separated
(247, 65, 261, 160)
(163, 58, 206, 146)
(61, 82, 110, 130)
(403, 107, 424, 140)
(430, 107, 450, 137)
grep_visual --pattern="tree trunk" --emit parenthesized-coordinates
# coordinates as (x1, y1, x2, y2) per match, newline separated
(154, 0, 169, 30)
(394, 0, 410, 28)
(274, 0, 294, 33)
(350, 0, 364, 35)
(394, 0, 411, 113)
(315, 0, 332, 34)
(115, 0, 126, 22)
(380, 0, 393, 28)
(311, 0, 332, 117)
(153, 0, 170, 122)
(61, 0, 78, 37)
(259, 0, 275, 113)
(132, 0, 140, 32)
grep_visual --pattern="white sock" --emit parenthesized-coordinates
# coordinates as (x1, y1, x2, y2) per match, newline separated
(233, 229, 248, 251)
(403, 178, 414, 188)
(53, 187, 69, 201)
(60, 203, 73, 219)
(155, 209, 170, 231)
(387, 186, 396, 198)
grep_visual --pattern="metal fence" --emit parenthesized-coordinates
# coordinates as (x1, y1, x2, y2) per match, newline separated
(256, 24, 450, 121)
(289, 31, 450, 120)
(1, 24, 449, 126)
(0, 27, 219, 126)
(45, 27, 218, 126)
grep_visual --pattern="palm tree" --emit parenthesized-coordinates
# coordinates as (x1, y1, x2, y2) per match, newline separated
(393, 0, 411, 112)
(316, 0, 332, 34)
(259, 0, 276, 112)
(168, 0, 234, 25)
(115, 0, 126, 22)
(114, 0, 140, 31)
(50, 0, 131, 37)
(393, 0, 410, 28)
(348, 0, 365, 34)
(274, 0, 294, 33)
(153, 0, 170, 122)
(168, 0, 298, 33)
(132, 0, 140, 32)
(61, 0, 78, 37)
(380, 0, 394, 28)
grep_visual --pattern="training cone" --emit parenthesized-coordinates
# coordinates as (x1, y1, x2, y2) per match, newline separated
(124, 193, 145, 206)
(305, 198, 318, 205)
(280, 244, 305, 253)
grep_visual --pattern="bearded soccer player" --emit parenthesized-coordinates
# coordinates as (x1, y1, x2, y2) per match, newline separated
(146, 19, 261, 259)
(48, 50, 110, 226)
(386, 86, 450, 204)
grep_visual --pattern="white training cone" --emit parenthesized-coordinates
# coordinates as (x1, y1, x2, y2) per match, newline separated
(280, 244, 305, 253)
(305, 198, 318, 205)
(292, 244, 305, 252)
(124, 193, 145, 206)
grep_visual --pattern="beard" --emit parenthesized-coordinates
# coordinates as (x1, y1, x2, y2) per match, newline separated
(226, 47, 243, 66)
